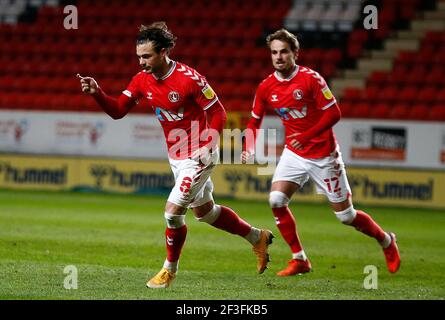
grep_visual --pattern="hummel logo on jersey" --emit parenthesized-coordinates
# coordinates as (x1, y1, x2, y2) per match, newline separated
(275, 106, 307, 120)
(271, 95, 279, 102)
(155, 107, 184, 121)
(147, 92, 153, 99)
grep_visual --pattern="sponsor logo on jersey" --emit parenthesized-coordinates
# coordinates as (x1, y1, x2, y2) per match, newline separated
(147, 92, 153, 100)
(293, 89, 303, 100)
(201, 84, 215, 100)
(155, 107, 184, 121)
(274, 106, 307, 120)
(168, 91, 180, 103)
(322, 87, 333, 100)
(271, 94, 279, 102)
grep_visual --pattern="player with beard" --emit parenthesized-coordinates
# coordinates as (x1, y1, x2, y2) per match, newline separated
(77, 21, 273, 288)
(241, 29, 400, 276)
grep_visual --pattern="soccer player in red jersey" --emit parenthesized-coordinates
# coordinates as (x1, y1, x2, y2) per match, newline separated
(241, 29, 400, 276)
(77, 22, 273, 288)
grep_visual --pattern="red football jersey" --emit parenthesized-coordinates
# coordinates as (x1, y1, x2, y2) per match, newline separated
(122, 61, 219, 159)
(252, 65, 338, 158)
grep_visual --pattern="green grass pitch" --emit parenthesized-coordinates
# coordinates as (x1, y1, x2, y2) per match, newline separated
(0, 189, 444, 300)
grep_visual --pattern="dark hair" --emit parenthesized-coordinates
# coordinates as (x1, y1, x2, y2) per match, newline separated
(136, 21, 177, 53)
(266, 28, 300, 52)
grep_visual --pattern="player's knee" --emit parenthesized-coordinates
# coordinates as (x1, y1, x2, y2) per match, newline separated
(269, 191, 290, 208)
(195, 204, 221, 224)
(334, 206, 357, 225)
(164, 212, 186, 229)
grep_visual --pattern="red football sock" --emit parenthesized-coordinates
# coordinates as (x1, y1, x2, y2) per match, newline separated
(211, 206, 251, 237)
(166, 225, 187, 262)
(272, 206, 304, 253)
(351, 210, 386, 242)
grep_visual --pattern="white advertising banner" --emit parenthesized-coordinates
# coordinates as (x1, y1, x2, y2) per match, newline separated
(333, 119, 445, 169)
(258, 116, 445, 169)
(0, 111, 168, 159)
(0, 110, 444, 169)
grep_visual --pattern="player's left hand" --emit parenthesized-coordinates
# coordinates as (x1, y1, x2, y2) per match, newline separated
(288, 132, 304, 150)
(190, 145, 212, 165)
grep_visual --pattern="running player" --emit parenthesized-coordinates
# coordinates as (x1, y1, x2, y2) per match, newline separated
(78, 22, 273, 288)
(241, 28, 400, 276)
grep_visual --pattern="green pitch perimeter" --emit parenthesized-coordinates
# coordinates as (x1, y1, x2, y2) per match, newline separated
(0, 189, 444, 300)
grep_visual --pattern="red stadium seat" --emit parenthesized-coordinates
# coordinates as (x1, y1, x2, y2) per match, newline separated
(0, 93, 19, 109)
(33, 94, 53, 110)
(368, 71, 389, 86)
(323, 48, 343, 64)
(370, 103, 390, 119)
(428, 105, 445, 121)
(389, 64, 409, 84)
(398, 86, 417, 103)
(347, 42, 365, 59)
(350, 102, 371, 118)
(19, 94, 39, 110)
(349, 29, 369, 44)
(407, 103, 429, 120)
(0, 76, 9, 91)
(342, 88, 363, 103)
(389, 103, 409, 120)
(339, 101, 353, 118)
(321, 63, 337, 79)
(417, 87, 437, 103)
(397, 51, 417, 65)
(436, 88, 445, 103)
(379, 86, 399, 102)
(424, 67, 444, 86)
(364, 86, 380, 102)
(423, 31, 443, 45)
(403, 66, 426, 86)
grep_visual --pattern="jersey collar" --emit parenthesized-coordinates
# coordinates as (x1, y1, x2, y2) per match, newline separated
(274, 64, 299, 82)
(152, 60, 177, 81)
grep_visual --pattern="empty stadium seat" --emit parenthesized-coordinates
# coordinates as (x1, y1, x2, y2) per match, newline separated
(369, 103, 388, 119)
(428, 105, 445, 121)
(408, 104, 429, 120)
(350, 102, 371, 118)
(389, 103, 409, 120)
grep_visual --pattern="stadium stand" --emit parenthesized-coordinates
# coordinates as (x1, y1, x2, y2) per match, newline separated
(0, 0, 444, 121)
(332, 0, 445, 120)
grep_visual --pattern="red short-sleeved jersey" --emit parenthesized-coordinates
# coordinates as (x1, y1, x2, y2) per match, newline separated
(123, 61, 219, 159)
(252, 65, 338, 158)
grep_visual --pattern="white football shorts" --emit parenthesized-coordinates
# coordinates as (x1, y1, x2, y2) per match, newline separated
(167, 147, 219, 208)
(272, 146, 352, 203)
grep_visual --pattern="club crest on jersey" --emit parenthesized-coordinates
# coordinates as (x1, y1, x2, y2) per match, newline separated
(293, 89, 303, 100)
(322, 87, 333, 100)
(201, 84, 215, 100)
(271, 94, 279, 102)
(168, 91, 180, 103)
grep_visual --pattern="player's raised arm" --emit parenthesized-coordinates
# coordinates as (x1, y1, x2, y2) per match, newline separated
(76, 74, 136, 119)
